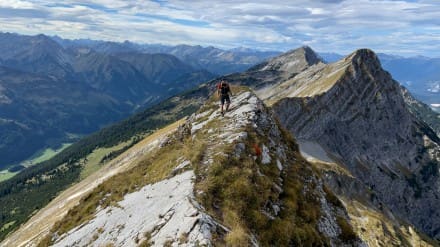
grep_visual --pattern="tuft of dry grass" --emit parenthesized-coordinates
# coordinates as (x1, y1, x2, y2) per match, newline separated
(36, 235, 52, 247)
(137, 239, 152, 247)
(178, 232, 189, 244)
(163, 239, 173, 247)
(225, 222, 249, 247)
(336, 216, 358, 243)
(323, 185, 344, 208)
(137, 231, 153, 247)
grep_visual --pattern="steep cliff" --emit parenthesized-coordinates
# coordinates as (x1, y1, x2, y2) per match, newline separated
(270, 49, 440, 243)
(400, 86, 440, 137)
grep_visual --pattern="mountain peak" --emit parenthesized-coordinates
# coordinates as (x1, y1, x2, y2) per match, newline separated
(253, 45, 322, 74)
(348, 48, 382, 69)
(33, 33, 58, 45)
(343, 48, 395, 90)
(282, 45, 322, 65)
(352, 48, 377, 59)
(299, 45, 317, 56)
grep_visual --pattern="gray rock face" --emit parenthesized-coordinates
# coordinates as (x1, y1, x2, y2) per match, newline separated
(220, 46, 325, 92)
(400, 85, 440, 137)
(272, 49, 440, 240)
(52, 171, 213, 247)
(257, 45, 322, 74)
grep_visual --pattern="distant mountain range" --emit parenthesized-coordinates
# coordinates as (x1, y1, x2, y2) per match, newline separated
(0, 32, 278, 169)
(51, 35, 281, 76)
(319, 52, 440, 112)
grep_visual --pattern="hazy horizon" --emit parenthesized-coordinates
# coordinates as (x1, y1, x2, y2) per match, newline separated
(1, 0, 439, 57)
(4, 30, 440, 59)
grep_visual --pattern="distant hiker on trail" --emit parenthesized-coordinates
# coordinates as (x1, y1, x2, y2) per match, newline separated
(217, 80, 232, 116)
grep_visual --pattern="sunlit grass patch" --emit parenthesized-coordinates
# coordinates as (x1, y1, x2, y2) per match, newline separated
(28, 143, 72, 166)
(79, 140, 131, 179)
(0, 171, 18, 182)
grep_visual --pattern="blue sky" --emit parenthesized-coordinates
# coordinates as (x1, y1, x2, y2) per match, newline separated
(1, 0, 440, 57)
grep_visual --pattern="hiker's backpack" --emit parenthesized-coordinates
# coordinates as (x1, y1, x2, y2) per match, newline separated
(219, 82, 230, 95)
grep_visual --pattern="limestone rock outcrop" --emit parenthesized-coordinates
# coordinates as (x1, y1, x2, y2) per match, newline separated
(269, 49, 440, 242)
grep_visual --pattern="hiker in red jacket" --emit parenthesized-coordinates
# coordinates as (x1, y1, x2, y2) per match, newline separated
(217, 80, 232, 116)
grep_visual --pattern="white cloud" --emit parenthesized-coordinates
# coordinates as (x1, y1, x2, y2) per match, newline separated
(306, 7, 328, 15)
(0, 0, 35, 9)
(0, 0, 439, 56)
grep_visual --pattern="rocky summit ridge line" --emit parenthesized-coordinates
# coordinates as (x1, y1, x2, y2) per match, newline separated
(263, 49, 440, 244)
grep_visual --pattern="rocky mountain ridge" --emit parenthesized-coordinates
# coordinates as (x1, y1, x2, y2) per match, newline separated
(4, 88, 368, 246)
(319, 51, 440, 109)
(264, 49, 440, 242)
